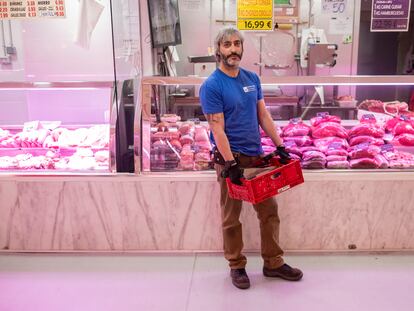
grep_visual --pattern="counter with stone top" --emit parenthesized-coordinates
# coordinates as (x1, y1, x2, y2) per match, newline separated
(1, 171, 413, 252)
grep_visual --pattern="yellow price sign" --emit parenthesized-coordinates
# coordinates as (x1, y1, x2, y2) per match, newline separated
(238, 19, 273, 30)
(238, 0, 273, 18)
(237, 0, 273, 31)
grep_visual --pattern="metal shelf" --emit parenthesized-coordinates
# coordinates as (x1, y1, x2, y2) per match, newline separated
(0, 81, 114, 89)
(142, 75, 414, 86)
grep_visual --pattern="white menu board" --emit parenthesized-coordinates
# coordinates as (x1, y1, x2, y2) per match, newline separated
(0, 0, 66, 20)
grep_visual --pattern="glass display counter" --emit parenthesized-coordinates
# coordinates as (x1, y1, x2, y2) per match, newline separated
(0, 81, 116, 173)
(139, 75, 414, 173)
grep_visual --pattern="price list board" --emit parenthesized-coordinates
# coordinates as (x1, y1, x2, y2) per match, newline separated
(0, 0, 66, 20)
(370, 0, 411, 31)
(237, 0, 274, 31)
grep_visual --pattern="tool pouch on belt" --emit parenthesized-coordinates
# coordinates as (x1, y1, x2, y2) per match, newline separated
(213, 147, 241, 166)
(212, 147, 226, 165)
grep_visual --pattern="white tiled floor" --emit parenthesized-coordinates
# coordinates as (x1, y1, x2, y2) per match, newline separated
(1, 252, 414, 311)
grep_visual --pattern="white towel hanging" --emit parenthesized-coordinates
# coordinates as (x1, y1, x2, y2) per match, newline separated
(74, 0, 105, 49)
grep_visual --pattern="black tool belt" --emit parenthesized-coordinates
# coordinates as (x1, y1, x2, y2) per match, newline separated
(212, 147, 240, 165)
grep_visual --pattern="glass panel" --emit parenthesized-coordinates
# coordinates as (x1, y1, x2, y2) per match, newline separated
(110, 0, 142, 173)
(0, 1, 116, 173)
(142, 77, 414, 172)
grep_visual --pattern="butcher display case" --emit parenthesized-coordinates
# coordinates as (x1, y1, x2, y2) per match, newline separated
(140, 75, 414, 173)
(0, 0, 142, 175)
(0, 81, 116, 173)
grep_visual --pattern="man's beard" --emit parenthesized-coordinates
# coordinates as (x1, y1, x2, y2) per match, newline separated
(220, 52, 243, 67)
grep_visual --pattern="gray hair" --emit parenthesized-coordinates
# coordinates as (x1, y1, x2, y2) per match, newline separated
(214, 27, 244, 61)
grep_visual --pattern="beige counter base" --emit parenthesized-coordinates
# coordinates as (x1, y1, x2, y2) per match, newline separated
(1, 171, 413, 252)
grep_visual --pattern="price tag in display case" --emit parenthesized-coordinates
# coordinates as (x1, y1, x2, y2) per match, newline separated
(316, 112, 330, 118)
(289, 117, 302, 124)
(0, 0, 66, 20)
(360, 113, 377, 123)
(380, 143, 395, 153)
(328, 142, 343, 150)
(283, 140, 296, 147)
(399, 114, 410, 121)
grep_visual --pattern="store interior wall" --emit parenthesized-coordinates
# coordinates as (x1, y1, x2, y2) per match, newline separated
(2, 0, 413, 125)
(0, 20, 25, 81)
(138, 0, 359, 104)
(0, 0, 116, 126)
(0, 1, 115, 82)
(141, 0, 413, 103)
(168, 0, 356, 78)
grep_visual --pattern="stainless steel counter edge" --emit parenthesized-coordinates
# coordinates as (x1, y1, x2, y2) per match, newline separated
(1, 170, 414, 181)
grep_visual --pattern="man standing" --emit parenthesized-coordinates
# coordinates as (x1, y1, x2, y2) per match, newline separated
(200, 27, 303, 290)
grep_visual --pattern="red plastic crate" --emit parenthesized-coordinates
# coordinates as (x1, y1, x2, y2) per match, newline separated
(226, 159, 304, 204)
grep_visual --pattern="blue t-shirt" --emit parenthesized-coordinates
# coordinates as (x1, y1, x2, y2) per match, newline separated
(200, 68, 263, 156)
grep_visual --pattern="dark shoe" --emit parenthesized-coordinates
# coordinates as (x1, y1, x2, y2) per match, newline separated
(230, 268, 250, 289)
(263, 263, 303, 281)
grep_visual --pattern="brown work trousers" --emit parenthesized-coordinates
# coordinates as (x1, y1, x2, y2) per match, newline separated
(215, 154, 284, 270)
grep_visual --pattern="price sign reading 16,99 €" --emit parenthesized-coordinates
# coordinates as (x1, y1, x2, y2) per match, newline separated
(238, 19, 273, 30)
(237, 0, 274, 31)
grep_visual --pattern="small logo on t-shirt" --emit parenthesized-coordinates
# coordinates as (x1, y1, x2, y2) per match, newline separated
(243, 85, 256, 93)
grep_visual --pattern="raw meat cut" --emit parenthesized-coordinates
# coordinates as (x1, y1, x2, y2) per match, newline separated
(0, 156, 18, 169)
(349, 135, 384, 146)
(302, 150, 326, 162)
(393, 121, 414, 136)
(179, 145, 195, 170)
(396, 133, 414, 146)
(285, 145, 302, 157)
(301, 159, 326, 169)
(327, 161, 350, 169)
(313, 137, 349, 152)
(194, 140, 212, 151)
(349, 158, 379, 169)
(310, 115, 341, 127)
(326, 155, 348, 162)
(388, 160, 413, 169)
(374, 154, 389, 169)
(169, 139, 183, 151)
(161, 114, 181, 123)
(282, 122, 311, 137)
(299, 146, 320, 153)
(283, 136, 312, 147)
(349, 144, 381, 159)
(348, 124, 384, 139)
(359, 100, 408, 114)
(194, 126, 209, 142)
(326, 149, 348, 157)
(312, 122, 348, 139)
(261, 137, 274, 146)
(180, 134, 195, 145)
(152, 131, 180, 141)
(178, 123, 194, 135)
(289, 153, 301, 160)
(385, 117, 401, 133)
(194, 152, 210, 162)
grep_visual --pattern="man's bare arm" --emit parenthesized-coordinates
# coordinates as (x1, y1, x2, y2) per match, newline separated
(257, 99, 283, 147)
(205, 113, 234, 161)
